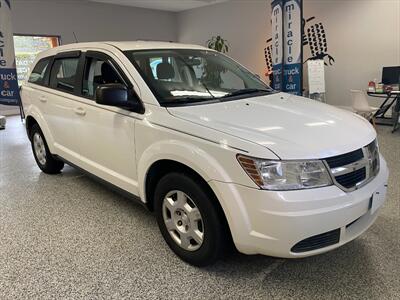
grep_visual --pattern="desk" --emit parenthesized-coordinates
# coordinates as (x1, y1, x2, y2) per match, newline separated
(367, 91, 400, 132)
(393, 97, 400, 132)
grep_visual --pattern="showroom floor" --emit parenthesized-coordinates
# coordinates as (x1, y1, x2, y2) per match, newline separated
(0, 116, 399, 299)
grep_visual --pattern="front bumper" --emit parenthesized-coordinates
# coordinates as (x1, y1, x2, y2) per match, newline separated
(209, 156, 389, 258)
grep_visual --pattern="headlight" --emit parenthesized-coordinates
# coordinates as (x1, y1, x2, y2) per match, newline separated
(237, 155, 333, 190)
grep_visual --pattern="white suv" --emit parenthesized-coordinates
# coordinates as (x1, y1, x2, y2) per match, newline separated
(21, 41, 389, 266)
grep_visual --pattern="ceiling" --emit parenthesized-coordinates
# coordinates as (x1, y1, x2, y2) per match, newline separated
(89, 0, 230, 12)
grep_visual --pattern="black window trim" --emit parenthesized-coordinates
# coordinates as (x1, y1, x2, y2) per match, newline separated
(31, 49, 145, 114)
(54, 50, 81, 59)
(48, 51, 82, 96)
(77, 50, 145, 114)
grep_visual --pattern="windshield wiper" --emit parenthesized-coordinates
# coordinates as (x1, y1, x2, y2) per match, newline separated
(162, 96, 218, 106)
(221, 88, 274, 99)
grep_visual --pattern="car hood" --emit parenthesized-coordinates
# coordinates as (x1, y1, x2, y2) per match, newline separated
(167, 92, 376, 159)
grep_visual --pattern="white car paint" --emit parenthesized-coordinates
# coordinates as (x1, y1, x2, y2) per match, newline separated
(21, 41, 389, 258)
(167, 93, 376, 159)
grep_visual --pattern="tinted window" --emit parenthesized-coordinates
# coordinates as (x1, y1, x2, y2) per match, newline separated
(50, 57, 79, 93)
(82, 57, 123, 98)
(28, 57, 51, 85)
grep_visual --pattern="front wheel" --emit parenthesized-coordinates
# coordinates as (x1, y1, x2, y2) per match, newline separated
(30, 124, 64, 174)
(154, 172, 228, 267)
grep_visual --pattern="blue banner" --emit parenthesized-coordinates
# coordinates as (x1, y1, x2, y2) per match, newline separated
(0, 0, 20, 106)
(271, 0, 284, 91)
(282, 0, 303, 95)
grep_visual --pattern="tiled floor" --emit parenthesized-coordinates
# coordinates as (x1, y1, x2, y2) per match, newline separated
(0, 116, 399, 299)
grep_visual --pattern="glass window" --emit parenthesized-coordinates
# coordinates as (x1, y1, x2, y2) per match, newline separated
(14, 35, 60, 85)
(50, 57, 79, 93)
(28, 57, 51, 85)
(150, 57, 163, 79)
(82, 57, 123, 98)
(124, 49, 273, 106)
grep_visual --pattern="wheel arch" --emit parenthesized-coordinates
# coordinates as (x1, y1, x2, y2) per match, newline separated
(143, 158, 234, 247)
(137, 140, 233, 204)
(144, 159, 211, 211)
(25, 115, 38, 140)
(24, 111, 55, 153)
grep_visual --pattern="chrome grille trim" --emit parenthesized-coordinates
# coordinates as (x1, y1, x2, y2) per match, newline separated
(330, 159, 368, 176)
(324, 140, 380, 192)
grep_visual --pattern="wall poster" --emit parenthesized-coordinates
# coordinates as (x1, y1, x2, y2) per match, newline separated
(0, 0, 20, 106)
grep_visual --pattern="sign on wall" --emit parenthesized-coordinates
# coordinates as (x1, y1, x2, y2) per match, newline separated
(271, 0, 284, 91)
(269, 0, 303, 95)
(307, 59, 325, 94)
(282, 0, 302, 95)
(0, 0, 20, 106)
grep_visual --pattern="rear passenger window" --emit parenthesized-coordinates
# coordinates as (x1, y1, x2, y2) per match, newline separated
(28, 57, 51, 85)
(50, 57, 79, 93)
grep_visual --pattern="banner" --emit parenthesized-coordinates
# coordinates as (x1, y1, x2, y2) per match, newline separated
(271, 0, 283, 91)
(282, 0, 303, 95)
(0, 0, 20, 106)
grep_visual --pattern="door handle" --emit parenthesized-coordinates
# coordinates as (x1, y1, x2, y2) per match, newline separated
(74, 107, 86, 116)
(39, 96, 47, 103)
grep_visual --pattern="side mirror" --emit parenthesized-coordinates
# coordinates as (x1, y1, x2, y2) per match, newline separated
(95, 83, 142, 112)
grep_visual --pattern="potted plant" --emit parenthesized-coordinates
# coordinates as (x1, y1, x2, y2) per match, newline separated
(206, 35, 229, 53)
(204, 36, 229, 87)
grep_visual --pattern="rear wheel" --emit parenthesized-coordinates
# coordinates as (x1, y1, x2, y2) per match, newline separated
(30, 124, 64, 174)
(154, 172, 228, 266)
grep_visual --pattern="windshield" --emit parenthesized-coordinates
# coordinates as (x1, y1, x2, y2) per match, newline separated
(124, 49, 274, 106)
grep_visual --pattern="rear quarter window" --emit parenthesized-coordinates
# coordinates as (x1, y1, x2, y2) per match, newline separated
(28, 57, 52, 86)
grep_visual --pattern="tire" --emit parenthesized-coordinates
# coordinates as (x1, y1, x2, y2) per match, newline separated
(30, 123, 64, 174)
(154, 172, 228, 267)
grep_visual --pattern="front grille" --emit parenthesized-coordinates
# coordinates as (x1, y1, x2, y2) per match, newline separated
(324, 139, 379, 191)
(325, 149, 364, 168)
(335, 167, 366, 189)
(291, 229, 340, 253)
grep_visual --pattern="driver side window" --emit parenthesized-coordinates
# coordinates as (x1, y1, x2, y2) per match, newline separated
(82, 57, 123, 99)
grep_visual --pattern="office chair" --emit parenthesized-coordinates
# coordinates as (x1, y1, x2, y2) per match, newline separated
(350, 90, 379, 127)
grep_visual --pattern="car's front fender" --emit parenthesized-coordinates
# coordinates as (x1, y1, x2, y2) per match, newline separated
(137, 139, 235, 202)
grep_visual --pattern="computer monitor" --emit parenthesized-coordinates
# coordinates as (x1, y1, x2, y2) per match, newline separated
(382, 66, 400, 85)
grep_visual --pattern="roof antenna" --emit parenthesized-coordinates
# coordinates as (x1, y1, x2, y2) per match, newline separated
(72, 31, 79, 43)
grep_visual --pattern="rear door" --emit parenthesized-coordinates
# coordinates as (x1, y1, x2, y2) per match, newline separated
(44, 51, 82, 163)
(22, 56, 53, 119)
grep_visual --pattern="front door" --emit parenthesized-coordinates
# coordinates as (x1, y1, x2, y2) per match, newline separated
(72, 51, 142, 195)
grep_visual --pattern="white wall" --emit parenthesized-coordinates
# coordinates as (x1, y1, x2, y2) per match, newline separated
(179, 0, 270, 84)
(1, 0, 178, 115)
(12, 0, 178, 44)
(178, 0, 400, 106)
(3, 0, 399, 115)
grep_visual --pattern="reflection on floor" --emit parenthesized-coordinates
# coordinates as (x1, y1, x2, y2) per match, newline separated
(0, 116, 399, 299)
